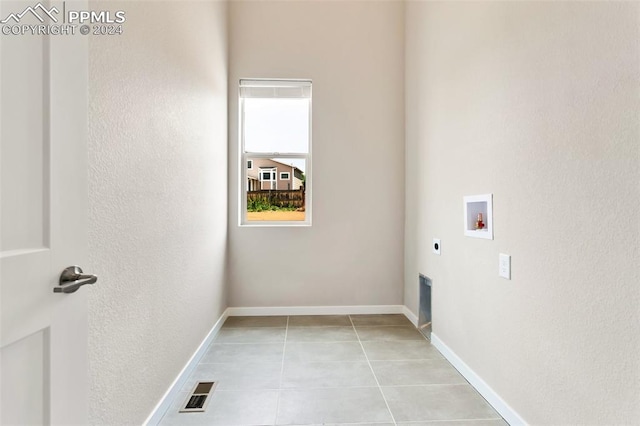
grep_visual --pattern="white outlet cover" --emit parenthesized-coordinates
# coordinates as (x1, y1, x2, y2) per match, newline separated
(433, 238, 441, 255)
(499, 253, 511, 279)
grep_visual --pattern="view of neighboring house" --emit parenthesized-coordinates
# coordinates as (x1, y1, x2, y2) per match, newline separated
(247, 158, 304, 191)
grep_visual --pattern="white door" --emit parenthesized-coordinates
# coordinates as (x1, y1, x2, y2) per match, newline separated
(0, 1, 90, 424)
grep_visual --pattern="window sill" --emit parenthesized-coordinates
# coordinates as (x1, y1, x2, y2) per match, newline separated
(239, 221, 312, 228)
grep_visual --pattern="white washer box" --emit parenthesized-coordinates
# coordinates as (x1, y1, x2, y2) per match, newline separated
(463, 194, 493, 240)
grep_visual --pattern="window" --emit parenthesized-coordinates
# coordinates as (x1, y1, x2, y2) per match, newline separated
(240, 79, 311, 225)
(260, 168, 276, 190)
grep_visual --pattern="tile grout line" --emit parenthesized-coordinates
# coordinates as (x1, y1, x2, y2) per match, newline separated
(414, 323, 505, 422)
(274, 315, 289, 425)
(349, 315, 398, 426)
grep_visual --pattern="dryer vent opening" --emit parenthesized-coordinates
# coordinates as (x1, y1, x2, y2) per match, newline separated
(419, 274, 432, 340)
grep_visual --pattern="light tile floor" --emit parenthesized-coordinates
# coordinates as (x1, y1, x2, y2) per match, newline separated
(159, 314, 507, 426)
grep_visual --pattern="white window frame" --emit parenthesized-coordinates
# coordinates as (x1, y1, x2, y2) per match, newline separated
(280, 172, 290, 180)
(259, 167, 277, 190)
(239, 79, 312, 226)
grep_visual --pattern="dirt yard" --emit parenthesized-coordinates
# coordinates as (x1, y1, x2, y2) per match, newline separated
(247, 211, 306, 221)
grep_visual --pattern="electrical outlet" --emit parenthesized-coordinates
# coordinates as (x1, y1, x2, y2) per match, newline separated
(499, 253, 511, 279)
(433, 238, 441, 255)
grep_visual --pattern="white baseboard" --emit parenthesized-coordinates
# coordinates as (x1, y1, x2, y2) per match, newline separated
(144, 308, 230, 426)
(431, 333, 527, 426)
(227, 304, 407, 316)
(401, 305, 419, 326)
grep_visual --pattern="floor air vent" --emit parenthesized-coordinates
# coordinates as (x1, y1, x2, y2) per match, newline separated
(180, 382, 216, 413)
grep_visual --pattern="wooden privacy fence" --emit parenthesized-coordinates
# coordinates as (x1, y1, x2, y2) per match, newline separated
(247, 188, 305, 208)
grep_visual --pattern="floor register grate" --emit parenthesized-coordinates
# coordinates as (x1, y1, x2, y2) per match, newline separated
(180, 381, 216, 413)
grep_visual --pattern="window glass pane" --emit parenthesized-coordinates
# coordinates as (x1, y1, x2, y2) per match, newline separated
(243, 98, 309, 153)
(246, 157, 306, 222)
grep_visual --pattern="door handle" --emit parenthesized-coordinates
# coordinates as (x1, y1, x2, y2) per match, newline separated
(54, 266, 98, 294)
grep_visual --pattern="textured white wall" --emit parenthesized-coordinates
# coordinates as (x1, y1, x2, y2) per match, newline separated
(87, 1, 228, 424)
(228, 1, 405, 307)
(405, 2, 640, 423)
